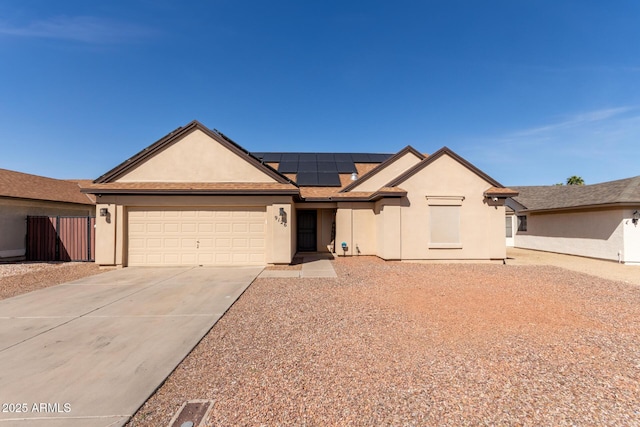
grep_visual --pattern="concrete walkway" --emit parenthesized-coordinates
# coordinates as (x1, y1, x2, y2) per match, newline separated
(507, 247, 640, 286)
(0, 266, 262, 426)
(259, 253, 337, 278)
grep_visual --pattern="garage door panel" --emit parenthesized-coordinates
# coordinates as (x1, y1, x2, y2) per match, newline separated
(128, 208, 266, 266)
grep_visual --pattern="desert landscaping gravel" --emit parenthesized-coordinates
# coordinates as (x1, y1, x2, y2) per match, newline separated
(127, 256, 640, 426)
(0, 262, 103, 300)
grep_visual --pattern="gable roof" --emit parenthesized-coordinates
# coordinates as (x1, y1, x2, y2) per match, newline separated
(340, 145, 425, 192)
(0, 169, 95, 205)
(510, 176, 640, 212)
(385, 146, 505, 188)
(93, 120, 294, 185)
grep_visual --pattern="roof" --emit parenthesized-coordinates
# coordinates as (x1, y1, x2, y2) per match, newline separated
(84, 121, 513, 201)
(0, 169, 95, 205)
(386, 146, 508, 189)
(94, 120, 294, 185)
(339, 146, 426, 192)
(510, 176, 640, 212)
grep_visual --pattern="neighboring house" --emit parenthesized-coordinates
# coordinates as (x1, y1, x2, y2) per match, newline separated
(0, 169, 96, 260)
(81, 120, 517, 267)
(507, 177, 640, 265)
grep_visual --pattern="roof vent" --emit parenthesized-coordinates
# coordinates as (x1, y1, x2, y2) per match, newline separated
(351, 172, 358, 181)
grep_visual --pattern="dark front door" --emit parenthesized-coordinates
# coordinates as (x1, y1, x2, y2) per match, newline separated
(297, 210, 317, 252)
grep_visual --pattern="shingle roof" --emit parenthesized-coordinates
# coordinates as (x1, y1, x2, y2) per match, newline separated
(511, 176, 640, 211)
(0, 169, 95, 205)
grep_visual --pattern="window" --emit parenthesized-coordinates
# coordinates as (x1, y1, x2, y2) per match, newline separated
(505, 216, 513, 238)
(517, 215, 527, 232)
(430, 205, 461, 248)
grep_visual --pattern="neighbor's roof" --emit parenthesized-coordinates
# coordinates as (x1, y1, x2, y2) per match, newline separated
(511, 176, 640, 212)
(0, 169, 95, 205)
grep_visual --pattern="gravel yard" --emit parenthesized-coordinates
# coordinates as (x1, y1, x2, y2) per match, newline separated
(0, 262, 103, 300)
(127, 256, 640, 426)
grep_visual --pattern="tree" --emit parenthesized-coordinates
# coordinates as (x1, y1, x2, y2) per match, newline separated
(566, 176, 585, 185)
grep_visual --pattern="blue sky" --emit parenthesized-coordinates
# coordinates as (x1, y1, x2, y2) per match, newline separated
(1, 1, 639, 186)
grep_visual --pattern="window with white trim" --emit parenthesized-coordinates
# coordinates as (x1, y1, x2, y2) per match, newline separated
(505, 216, 513, 238)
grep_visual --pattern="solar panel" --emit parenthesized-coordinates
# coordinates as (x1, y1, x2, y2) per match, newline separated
(350, 153, 372, 163)
(260, 152, 283, 162)
(369, 153, 392, 163)
(296, 172, 319, 186)
(334, 153, 353, 162)
(317, 172, 342, 186)
(278, 161, 298, 173)
(336, 161, 357, 173)
(317, 161, 337, 172)
(298, 153, 317, 162)
(316, 153, 335, 161)
(281, 153, 299, 162)
(298, 161, 318, 172)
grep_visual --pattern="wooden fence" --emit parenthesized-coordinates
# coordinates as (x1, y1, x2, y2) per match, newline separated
(26, 216, 96, 262)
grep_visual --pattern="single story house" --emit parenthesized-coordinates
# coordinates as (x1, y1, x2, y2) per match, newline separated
(82, 120, 517, 267)
(0, 169, 96, 260)
(507, 177, 640, 265)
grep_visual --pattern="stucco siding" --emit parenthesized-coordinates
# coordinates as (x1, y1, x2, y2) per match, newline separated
(0, 198, 94, 259)
(515, 209, 626, 262)
(95, 194, 294, 266)
(623, 208, 640, 264)
(115, 129, 277, 183)
(398, 154, 506, 260)
(335, 203, 376, 256)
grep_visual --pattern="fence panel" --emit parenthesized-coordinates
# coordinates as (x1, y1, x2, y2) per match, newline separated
(27, 216, 95, 262)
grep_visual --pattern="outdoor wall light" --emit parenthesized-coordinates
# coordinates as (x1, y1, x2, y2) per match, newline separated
(632, 210, 640, 225)
(100, 208, 109, 217)
(275, 207, 287, 226)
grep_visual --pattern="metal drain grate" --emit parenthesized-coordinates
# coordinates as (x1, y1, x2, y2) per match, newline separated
(167, 400, 213, 427)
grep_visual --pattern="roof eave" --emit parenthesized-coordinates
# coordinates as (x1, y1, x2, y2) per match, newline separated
(82, 188, 299, 196)
(0, 194, 95, 206)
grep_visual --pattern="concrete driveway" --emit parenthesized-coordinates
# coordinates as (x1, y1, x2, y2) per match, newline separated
(0, 266, 262, 426)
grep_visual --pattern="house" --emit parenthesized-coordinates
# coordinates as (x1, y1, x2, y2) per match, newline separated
(0, 169, 96, 260)
(81, 120, 517, 267)
(507, 177, 640, 265)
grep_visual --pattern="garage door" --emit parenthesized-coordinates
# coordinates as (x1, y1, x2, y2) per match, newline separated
(128, 207, 266, 266)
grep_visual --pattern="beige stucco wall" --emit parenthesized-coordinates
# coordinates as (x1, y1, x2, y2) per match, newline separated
(335, 202, 376, 256)
(398, 154, 506, 260)
(335, 154, 506, 261)
(375, 199, 402, 259)
(94, 194, 294, 266)
(116, 129, 277, 183)
(514, 208, 627, 262)
(347, 151, 422, 192)
(318, 209, 335, 252)
(623, 208, 640, 264)
(0, 197, 94, 259)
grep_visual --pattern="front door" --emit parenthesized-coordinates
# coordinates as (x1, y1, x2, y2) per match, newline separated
(297, 210, 317, 252)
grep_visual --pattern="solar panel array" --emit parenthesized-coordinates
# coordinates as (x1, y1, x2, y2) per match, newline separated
(251, 152, 393, 186)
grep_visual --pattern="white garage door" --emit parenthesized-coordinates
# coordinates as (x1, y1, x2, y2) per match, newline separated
(128, 207, 266, 266)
